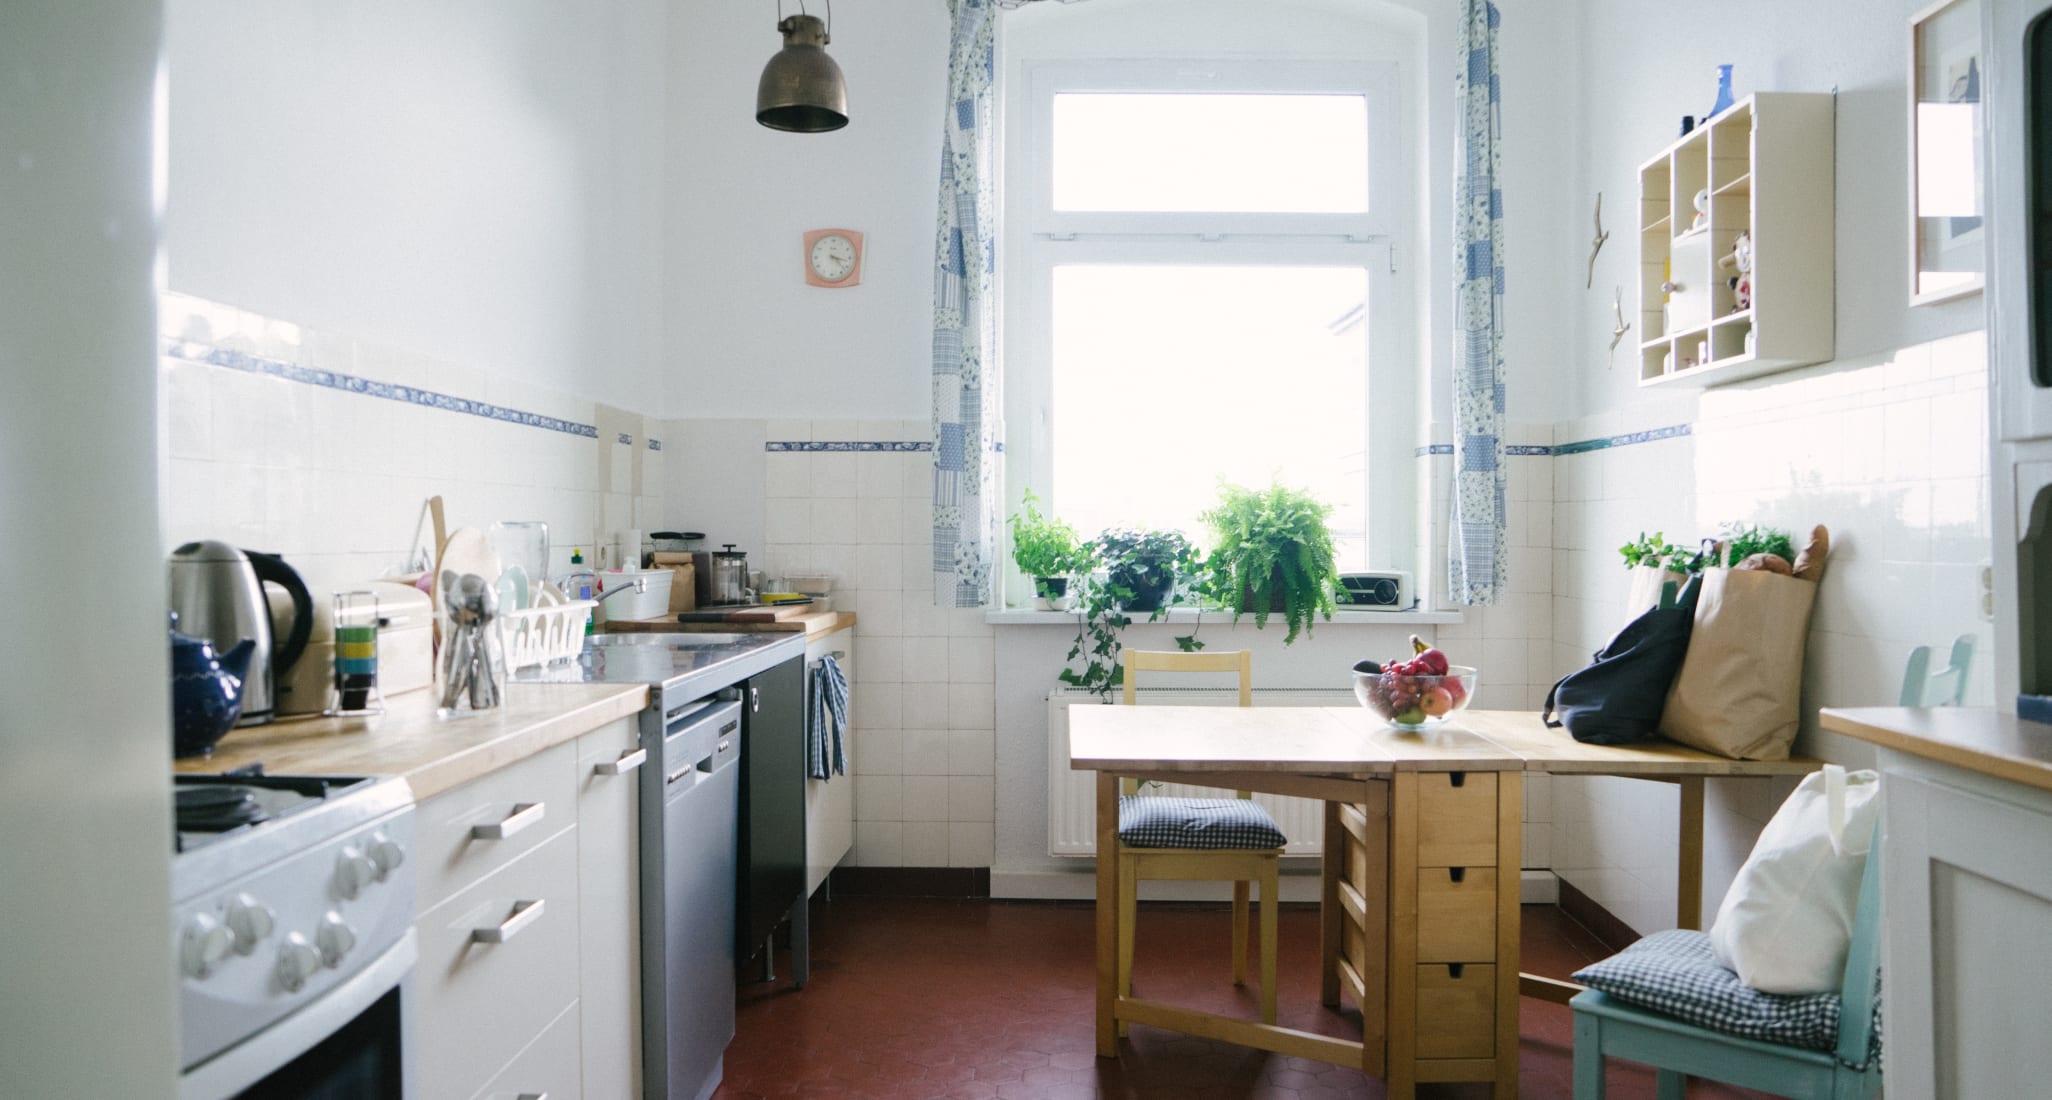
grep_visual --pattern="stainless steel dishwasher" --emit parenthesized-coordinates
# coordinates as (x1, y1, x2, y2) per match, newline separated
(641, 697, 742, 1100)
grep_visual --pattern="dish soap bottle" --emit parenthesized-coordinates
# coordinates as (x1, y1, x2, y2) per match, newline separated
(570, 547, 597, 635)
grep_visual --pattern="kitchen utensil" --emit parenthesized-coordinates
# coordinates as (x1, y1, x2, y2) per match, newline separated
(167, 540, 314, 726)
(488, 520, 549, 588)
(327, 590, 383, 716)
(271, 580, 433, 715)
(169, 612, 257, 757)
(707, 544, 750, 606)
(437, 571, 506, 711)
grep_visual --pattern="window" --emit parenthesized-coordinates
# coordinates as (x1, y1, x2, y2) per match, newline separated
(1003, 49, 1419, 603)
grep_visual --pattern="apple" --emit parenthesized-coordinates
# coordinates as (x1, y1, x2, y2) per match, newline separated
(1416, 647, 1450, 676)
(1420, 686, 1453, 716)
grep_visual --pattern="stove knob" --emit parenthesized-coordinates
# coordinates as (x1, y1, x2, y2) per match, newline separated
(333, 844, 376, 899)
(180, 912, 233, 978)
(315, 911, 356, 968)
(275, 932, 323, 992)
(224, 893, 275, 955)
(366, 832, 405, 880)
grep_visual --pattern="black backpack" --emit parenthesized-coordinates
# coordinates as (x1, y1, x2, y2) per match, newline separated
(1542, 574, 1702, 745)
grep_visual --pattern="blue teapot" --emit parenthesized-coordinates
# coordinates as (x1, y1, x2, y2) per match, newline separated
(171, 612, 258, 758)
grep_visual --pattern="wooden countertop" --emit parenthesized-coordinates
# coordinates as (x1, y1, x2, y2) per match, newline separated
(1821, 706, 2052, 794)
(605, 609, 855, 638)
(173, 682, 649, 800)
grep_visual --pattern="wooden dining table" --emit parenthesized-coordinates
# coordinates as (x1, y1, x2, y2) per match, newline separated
(1067, 705, 1818, 1099)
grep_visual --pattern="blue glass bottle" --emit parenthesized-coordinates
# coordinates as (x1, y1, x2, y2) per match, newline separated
(1710, 64, 1735, 118)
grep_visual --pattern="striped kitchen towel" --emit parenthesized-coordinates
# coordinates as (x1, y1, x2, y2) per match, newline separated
(806, 654, 848, 780)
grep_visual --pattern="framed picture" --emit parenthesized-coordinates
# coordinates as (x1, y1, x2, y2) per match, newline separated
(1910, 0, 1985, 305)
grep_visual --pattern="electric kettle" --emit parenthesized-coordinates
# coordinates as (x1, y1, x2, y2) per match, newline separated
(167, 541, 313, 726)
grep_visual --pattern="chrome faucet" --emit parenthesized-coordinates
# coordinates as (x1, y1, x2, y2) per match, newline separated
(559, 571, 647, 604)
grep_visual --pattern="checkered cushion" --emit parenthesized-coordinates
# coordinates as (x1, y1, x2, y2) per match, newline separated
(1117, 796, 1286, 850)
(1573, 930, 1853, 1054)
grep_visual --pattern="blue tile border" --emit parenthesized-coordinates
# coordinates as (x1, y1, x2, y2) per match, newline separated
(162, 339, 601, 440)
(1412, 426, 1692, 458)
(648, 439, 663, 452)
(1551, 423, 1693, 455)
(766, 440, 935, 452)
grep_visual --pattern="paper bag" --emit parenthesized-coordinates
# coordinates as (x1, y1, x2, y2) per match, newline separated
(1660, 567, 1817, 760)
(651, 553, 698, 613)
(1624, 562, 1693, 619)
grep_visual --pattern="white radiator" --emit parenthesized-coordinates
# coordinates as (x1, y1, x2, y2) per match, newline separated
(1046, 687, 1356, 858)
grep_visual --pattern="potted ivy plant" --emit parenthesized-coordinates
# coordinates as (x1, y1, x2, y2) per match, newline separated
(1095, 527, 1194, 613)
(1199, 480, 1339, 644)
(1007, 491, 1092, 610)
(1059, 525, 1204, 699)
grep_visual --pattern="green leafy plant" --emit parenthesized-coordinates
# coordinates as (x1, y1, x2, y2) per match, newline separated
(1618, 531, 1689, 571)
(1007, 491, 1093, 598)
(1059, 526, 1204, 699)
(1619, 523, 1796, 572)
(1718, 522, 1795, 567)
(1199, 480, 1338, 644)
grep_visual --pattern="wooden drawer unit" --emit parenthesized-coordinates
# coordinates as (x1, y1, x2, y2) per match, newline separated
(1414, 771, 1497, 867)
(415, 738, 579, 913)
(1415, 867, 1495, 963)
(470, 1001, 583, 1100)
(1414, 963, 1496, 1060)
(416, 825, 582, 1100)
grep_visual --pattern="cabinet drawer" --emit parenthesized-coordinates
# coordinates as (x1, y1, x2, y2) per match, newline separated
(576, 719, 641, 1100)
(1415, 963, 1495, 1060)
(1415, 772, 1498, 868)
(1416, 868, 1496, 963)
(417, 826, 581, 1100)
(470, 1000, 582, 1100)
(416, 739, 578, 912)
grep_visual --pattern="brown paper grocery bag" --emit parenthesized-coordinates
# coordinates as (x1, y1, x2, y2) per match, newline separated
(1660, 567, 1817, 760)
(1624, 562, 1693, 619)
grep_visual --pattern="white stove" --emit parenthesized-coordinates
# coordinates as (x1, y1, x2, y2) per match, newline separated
(171, 770, 417, 1098)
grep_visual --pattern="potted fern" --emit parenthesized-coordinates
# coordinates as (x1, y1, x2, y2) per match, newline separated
(1200, 480, 1339, 644)
(1007, 491, 1092, 610)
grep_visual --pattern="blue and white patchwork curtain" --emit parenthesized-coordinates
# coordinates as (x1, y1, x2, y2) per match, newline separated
(1449, 0, 1507, 606)
(930, 0, 1002, 608)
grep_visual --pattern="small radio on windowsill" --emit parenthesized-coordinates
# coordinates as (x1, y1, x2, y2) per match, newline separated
(1334, 571, 1412, 610)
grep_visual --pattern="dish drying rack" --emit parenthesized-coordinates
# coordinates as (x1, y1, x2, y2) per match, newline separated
(502, 599, 596, 669)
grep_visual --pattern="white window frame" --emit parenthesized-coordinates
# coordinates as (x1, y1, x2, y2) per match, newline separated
(1000, 57, 1419, 608)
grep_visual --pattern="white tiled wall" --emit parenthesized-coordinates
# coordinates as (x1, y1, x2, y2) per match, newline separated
(158, 292, 664, 600)
(674, 417, 999, 869)
(1546, 333, 1995, 933)
(1427, 421, 1558, 715)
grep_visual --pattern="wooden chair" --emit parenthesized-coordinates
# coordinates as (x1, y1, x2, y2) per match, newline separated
(1570, 827, 1883, 1099)
(1116, 649, 1283, 1028)
(1898, 634, 1973, 706)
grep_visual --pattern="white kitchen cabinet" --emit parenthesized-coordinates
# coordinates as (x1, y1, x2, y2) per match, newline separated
(575, 717, 642, 1100)
(415, 823, 582, 1100)
(1878, 757, 2052, 1099)
(470, 1001, 584, 1100)
(803, 627, 856, 899)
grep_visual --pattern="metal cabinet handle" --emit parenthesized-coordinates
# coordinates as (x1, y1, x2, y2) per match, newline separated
(471, 898, 545, 944)
(718, 740, 732, 754)
(515, 1094, 548, 1100)
(750, 685, 761, 713)
(594, 748, 647, 776)
(471, 802, 544, 840)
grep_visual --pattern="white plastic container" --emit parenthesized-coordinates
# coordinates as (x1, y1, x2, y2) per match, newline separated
(598, 568, 673, 621)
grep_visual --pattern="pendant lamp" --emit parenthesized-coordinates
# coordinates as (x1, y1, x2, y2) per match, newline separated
(756, 9, 848, 133)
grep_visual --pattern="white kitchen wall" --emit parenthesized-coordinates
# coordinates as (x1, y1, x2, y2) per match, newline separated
(165, 0, 668, 411)
(1535, 0, 1995, 934)
(159, 292, 667, 599)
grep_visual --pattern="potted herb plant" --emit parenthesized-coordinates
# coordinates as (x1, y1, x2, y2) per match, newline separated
(1095, 527, 1194, 613)
(1007, 491, 1092, 610)
(1199, 480, 1339, 644)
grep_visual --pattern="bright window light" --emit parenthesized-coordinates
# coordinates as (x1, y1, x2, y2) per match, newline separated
(1052, 93, 1368, 213)
(1050, 264, 1369, 566)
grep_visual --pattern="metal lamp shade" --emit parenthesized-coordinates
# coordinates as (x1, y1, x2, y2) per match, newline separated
(756, 15, 847, 133)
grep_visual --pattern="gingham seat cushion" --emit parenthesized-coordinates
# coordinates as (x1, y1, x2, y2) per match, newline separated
(1573, 929, 1872, 1057)
(1117, 796, 1286, 850)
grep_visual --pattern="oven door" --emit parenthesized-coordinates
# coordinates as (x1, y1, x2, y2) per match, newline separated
(179, 930, 415, 1100)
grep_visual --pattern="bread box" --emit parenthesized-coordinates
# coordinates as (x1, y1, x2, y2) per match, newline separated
(270, 581, 435, 717)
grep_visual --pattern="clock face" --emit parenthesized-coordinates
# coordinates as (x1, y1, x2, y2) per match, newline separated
(810, 234, 856, 282)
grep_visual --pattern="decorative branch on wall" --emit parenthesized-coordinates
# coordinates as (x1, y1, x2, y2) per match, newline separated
(1610, 285, 1633, 355)
(1588, 191, 1610, 288)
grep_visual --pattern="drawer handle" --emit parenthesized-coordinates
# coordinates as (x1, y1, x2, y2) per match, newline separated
(595, 748, 647, 776)
(718, 739, 732, 754)
(1448, 771, 1467, 788)
(516, 1094, 548, 1100)
(1449, 867, 1466, 884)
(1447, 963, 1465, 979)
(472, 801, 545, 840)
(471, 898, 545, 944)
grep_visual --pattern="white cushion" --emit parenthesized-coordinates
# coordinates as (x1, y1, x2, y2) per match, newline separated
(1708, 764, 1878, 994)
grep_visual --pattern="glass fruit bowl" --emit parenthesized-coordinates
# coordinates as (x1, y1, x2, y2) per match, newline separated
(1353, 665, 1479, 730)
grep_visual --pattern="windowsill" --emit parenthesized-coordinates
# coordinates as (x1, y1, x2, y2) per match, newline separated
(985, 607, 1465, 626)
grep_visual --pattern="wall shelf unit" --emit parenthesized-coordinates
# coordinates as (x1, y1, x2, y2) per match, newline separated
(1636, 93, 1836, 388)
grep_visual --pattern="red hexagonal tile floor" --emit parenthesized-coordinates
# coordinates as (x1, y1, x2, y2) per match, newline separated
(714, 898, 1773, 1100)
